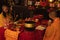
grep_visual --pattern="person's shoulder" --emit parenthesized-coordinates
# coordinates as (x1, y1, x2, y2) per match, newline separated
(0, 12, 3, 16)
(55, 18, 60, 21)
(0, 12, 2, 15)
(53, 18, 60, 26)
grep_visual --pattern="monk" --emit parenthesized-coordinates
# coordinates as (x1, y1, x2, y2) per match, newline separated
(0, 5, 10, 27)
(43, 10, 60, 40)
(4, 23, 20, 40)
(0, 5, 10, 40)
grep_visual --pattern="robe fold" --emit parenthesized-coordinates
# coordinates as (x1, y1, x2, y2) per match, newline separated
(43, 18, 60, 40)
(5, 29, 20, 40)
(0, 13, 10, 27)
(0, 13, 5, 27)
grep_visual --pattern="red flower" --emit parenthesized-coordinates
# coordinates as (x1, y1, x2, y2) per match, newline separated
(40, 2, 47, 7)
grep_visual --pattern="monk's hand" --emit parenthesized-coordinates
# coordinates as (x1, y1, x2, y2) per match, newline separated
(48, 20, 52, 26)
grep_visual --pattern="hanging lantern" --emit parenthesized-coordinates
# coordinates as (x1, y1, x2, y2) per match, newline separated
(40, 1, 47, 7)
(48, 0, 53, 2)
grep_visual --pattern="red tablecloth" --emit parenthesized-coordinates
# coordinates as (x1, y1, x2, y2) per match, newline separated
(18, 29, 45, 40)
(0, 27, 6, 40)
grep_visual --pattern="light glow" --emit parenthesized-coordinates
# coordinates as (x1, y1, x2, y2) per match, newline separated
(49, 0, 53, 2)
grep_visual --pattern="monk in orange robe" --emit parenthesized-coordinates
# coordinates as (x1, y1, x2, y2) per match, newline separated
(0, 5, 10, 27)
(4, 23, 20, 40)
(43, 11, 60, 40)
(0, 5, 11, 40)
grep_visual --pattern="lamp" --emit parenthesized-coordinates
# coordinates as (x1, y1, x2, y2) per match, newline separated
(49, 0, 53, 2)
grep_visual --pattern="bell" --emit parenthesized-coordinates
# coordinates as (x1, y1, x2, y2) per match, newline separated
(24, 21, 35, 28)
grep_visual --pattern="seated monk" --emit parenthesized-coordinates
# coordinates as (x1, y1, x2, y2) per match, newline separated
(0, 5, 10, 27)
(4, 23, 20, 40)
(43, 10, 60, 40)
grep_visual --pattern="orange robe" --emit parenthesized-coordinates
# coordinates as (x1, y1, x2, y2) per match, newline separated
(5, 29, 20, 40)
(43, 18, 60, 40)
(0, 13, 5, 27)
(0, 13, 10, 27)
